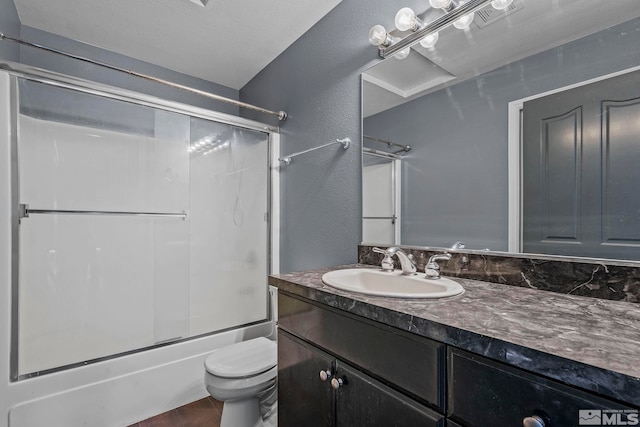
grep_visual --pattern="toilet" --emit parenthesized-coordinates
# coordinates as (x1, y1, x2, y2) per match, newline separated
(204, 287, 278, 427)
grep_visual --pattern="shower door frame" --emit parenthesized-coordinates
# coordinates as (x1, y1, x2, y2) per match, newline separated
(3, 62, 281, 381)
(362, 149, 402, 245)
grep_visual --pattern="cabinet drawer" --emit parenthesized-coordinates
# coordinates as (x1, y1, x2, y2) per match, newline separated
(278, 292, 445, 411)
(448, 348, 638, 427)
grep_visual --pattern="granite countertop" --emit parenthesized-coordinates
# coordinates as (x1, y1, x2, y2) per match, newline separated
(269, 264, 640, 406)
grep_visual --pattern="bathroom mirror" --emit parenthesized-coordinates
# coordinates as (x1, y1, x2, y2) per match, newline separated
(361, 0, 640, 262)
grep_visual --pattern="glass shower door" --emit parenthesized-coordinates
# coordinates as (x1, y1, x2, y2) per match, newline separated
(14, 78, 270, 378)
(188, 118, 269, 336)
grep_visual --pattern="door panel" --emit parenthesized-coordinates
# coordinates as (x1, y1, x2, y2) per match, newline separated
(335, 360, 443, 427)
(522, 69, 640, 260)
(278, 330, 334, 427)
(540, 107, 582, 241)
(602, 98, 640, 243)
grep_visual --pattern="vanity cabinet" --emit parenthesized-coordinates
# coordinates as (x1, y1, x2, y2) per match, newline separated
(279, 331, 444, 426)
(277, 290, 639, 427)
(277, 291, 446, 426)
(447, 348, 637, 427)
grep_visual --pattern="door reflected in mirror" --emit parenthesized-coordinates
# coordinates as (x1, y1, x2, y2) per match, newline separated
(361, 0, 640, 262)
(362, 151, 401, 244)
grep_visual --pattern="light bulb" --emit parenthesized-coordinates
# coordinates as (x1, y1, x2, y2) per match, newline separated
(429, 0, 453, 10)
(368, 24, 389, 46)
(453, 12, 475, 29)
(491, 0, 513, 10)
(394, 47, 410, 60)
(420, 32, 439, 48)
(395, 7, 421, 32)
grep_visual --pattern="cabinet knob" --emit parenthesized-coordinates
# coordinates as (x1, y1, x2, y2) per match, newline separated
(319, 369, 332, 382)
(523, 415, 546, 427)
(331, 377, 346, 390)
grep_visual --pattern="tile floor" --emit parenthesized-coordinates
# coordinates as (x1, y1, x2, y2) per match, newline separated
(128, 397, 223, 427)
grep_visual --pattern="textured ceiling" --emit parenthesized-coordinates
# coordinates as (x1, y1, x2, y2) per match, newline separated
(12, 0, 342, 90)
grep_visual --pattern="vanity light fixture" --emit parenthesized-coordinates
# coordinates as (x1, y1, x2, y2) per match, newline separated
(368, 25, 409, 58)
(368, 24, 397, 47)
(395, 8, 424, 32)
(490, 0, 513, 10)
(420, 32, 439, 48)
(453, 2, 476, 30)
(369, 0, 501, 59)
(395, 47, 411, 60)
(429, 0, 455, 12)
(188, 0, 209, 6)
(395, 7, 439, 50)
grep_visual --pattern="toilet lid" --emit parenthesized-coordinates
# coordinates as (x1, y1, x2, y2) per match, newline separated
(205, 337, 276, 378)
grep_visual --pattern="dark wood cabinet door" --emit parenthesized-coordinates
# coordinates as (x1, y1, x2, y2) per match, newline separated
(278, 292, 446, 411)
(278, 330, 334, 427)
(335, 360, 444, 427)
(522, 69, 640, 260)
(448, 349, 637, 427)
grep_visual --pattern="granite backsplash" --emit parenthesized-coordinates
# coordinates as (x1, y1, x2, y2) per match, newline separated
(359, 245, 640, 304)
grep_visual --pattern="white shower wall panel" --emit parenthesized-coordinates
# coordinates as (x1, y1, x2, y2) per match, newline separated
(18, 115, 190, 213)
(18, 214, 189, 374)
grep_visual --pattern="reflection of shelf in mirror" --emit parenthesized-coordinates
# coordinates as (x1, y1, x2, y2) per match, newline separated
(362, 135, 411, 154)
(364, 147, 401, 160)
(364, 216, 397, 224)
(364, 136, 410, 156)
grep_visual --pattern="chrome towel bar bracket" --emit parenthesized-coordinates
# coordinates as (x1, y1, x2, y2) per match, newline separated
(279, 138, 351, 166)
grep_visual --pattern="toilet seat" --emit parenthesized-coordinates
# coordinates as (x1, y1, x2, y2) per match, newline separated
(205, 337, 276, 378)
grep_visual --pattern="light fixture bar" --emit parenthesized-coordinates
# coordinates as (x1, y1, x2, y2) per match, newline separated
(379, 0, 493, 58)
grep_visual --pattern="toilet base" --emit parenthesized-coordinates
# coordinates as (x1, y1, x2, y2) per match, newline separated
(220, 396, 264, 427)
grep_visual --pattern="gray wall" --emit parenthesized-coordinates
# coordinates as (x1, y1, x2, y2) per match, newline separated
(0, 0, 20, 61)
(241, 0, 427, 272)
(1, 21, 239, 116)
(364, 17, 640, 251)
(18, 26, 239, 114)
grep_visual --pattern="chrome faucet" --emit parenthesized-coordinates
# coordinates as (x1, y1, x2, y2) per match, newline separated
(450, 241, 466, 250)
(372, 247, 417, 275)
(424, 253, 452, 279)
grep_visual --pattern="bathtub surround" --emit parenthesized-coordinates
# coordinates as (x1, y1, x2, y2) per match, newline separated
(0, 66, 277, 426)
(360, 245, 640, 303)
(0, 12, 258, 427)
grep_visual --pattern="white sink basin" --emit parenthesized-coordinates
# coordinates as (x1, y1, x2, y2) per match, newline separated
(321, 268, 464, 299)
